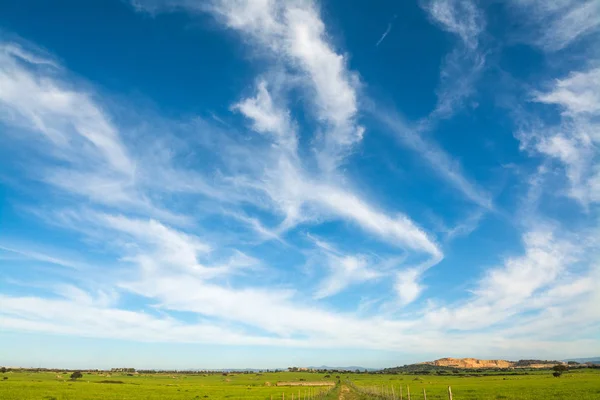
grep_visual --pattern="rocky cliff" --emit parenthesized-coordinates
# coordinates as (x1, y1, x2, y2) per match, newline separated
(420, 358, 564, 369)
(422, 358, 513, 369)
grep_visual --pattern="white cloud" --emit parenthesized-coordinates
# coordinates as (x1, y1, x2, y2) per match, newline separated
(535, 68, 600, 115)
(518, 67, 600, 205)
(422, 227, 591, 331)
(373, 108, 493, 210)
(232, 79, 297, 152)
(0, 43, 58, 67)
(0, 244, 84, 270)
(128, 1, 444, 283)
(135, 0, 363, 173)
(508, 0, 600, 51)
(429, 48, 486, 120)
(310, 239, 380, 299)
(2, 6, 599, 362)
(395, 268, 423, 305)
(0, 45, 134, 175)
(311, 184, 443, 259)
(422, 0, 485, 49)
(474, 230, 575, 304)
(1, 210, 598, 355)
(227, 67, 443, 262)
(420, 0, 486, 121)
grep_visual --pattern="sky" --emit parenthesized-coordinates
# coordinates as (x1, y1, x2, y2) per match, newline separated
(0, 0, 599, 370)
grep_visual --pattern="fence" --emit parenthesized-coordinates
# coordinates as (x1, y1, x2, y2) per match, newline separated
(269, 384, 337, 400)
(347, 380, 454, 400)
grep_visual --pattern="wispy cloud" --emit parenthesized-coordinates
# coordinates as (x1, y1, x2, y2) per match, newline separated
(0, 244, 83, 270)
(422, 0, 484, 50)
(135, 0, 363, 174)
(1, 0, 599, 363)
(517, 67, 600, 206)
(372, 107, 493, 210)
(420, 0, 487, 121)
(507, 0, 600, 51)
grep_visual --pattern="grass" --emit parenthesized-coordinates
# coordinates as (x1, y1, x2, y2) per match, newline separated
(0, 369, 599, 399)
(0, 371, 333, 400)
(349, 368, 600, 400)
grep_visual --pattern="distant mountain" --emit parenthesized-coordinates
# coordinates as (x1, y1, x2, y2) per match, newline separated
(563, 357, 600, 363)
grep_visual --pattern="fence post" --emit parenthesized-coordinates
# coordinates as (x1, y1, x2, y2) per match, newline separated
(400, 385, 403, 400)
(448, 386, 453, 400)
(423, 388, 427, 400)
(392, 385, 396, 400)
(407, 385, 411, 400)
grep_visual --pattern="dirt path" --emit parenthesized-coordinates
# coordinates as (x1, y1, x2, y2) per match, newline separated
(338, 384, 366, 400)
(338, 385, 351, 400)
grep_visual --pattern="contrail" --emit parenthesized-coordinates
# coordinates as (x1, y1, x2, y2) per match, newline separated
(376, 23, 392, 47)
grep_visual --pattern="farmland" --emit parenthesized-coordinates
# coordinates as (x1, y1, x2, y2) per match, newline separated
(0, 371, 334, 400)
(1, 368, 599, 400)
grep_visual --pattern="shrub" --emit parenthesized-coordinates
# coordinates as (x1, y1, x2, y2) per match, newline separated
(553, 365, 568, 373)
(70, 371, 83, 380)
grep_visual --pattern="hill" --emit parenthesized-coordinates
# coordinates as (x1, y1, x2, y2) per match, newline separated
(421, 358, 513, 369)
(563, 357, 600, 364)
(383, 358, 566, 373)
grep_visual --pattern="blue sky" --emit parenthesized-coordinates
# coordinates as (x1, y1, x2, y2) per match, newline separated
(0, 0, 599, 369)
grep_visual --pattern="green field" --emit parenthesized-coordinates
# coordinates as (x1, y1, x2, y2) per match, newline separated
(0, 371, 334, 400)
(349, 369, 600, 400)
(1, 369, 599, 400)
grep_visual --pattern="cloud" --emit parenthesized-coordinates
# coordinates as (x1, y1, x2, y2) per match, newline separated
(517, 67, 600, 205)
(3, 224, 597, 355)
(228, 68, 443, 261)
(372, 108, 493, 210)
(0, 44, 134, 175)
(2, 3, 600, 363)
(309, 238, 380, 299)
(422, 227, 593, 332)
(0, 244, 83, 270)
(395, 268, 423, 305)
(1, 39, 442, 341)
(0, 42, 58, 68)
(232, 79, 297, 153)
(507, 0, 600, 51)
(128, 1, 444, 302)
(419, 0, 486, 121)
(534, 68, 600, 115)
(134, 0, 363, 173)
(421, 0, 485, 50)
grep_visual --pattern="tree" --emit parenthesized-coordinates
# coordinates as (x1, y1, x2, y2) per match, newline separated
(70, 371, 83, 380)
(0, 367, 6, 373)
(553, 364, 568, 373)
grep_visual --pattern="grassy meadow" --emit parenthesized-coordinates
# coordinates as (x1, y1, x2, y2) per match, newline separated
(349, 368, 600, 400)
(0, 371, 335, 400)
(1, 368, 599, 399)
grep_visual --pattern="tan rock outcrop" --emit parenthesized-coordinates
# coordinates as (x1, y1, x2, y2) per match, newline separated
(422, 358, 514, 369)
